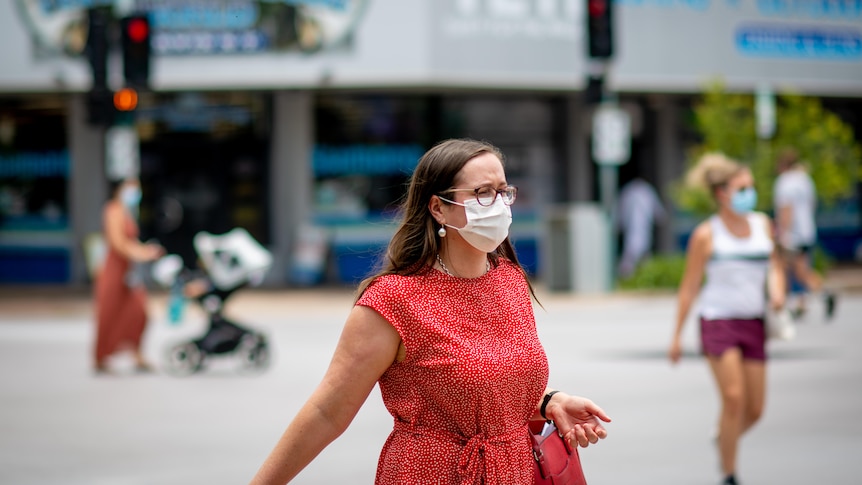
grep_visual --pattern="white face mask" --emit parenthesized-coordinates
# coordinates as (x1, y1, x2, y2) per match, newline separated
(442, 196, 512, 253)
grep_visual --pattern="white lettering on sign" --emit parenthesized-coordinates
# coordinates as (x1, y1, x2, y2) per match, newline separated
(444, 0, 580, 40)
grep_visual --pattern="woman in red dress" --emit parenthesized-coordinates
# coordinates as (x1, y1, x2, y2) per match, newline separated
(251, 139, 611, 484)
(93, 178, 163, 374)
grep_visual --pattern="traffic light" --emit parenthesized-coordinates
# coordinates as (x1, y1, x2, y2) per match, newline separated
(87, 88, 115, 126)
(587, 0, 613, 59)
(121, 15, 152, 87)
(113, 87, 139, 112)
(585, 75, 605, 104)
(85, 8, 110, 90)
(85, 8, 113, 126)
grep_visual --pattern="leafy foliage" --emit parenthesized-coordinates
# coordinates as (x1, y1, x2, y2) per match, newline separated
(618, 254, 687, 290)
(617, 249, 832, 291)
(674, 82, 862, 215)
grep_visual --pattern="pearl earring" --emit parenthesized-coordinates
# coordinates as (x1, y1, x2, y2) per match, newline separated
(438, 226, 446, 237)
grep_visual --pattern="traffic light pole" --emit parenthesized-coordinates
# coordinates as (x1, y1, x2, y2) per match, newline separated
(584, 0, 620, 282)
(599, 163, 618, 221)
(83, 7, 151, 182)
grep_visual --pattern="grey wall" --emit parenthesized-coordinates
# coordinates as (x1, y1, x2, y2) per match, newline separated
(613, 0, 862, 95)
(1, 0, 859, 95)
(67, 94, 108, 286)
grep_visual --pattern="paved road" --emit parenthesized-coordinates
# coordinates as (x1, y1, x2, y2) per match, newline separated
(0, 289, 860, 485)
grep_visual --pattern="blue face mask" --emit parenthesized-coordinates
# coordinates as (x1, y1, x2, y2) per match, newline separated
(730, 187, 757, 214)
(120, 186, 142, 208)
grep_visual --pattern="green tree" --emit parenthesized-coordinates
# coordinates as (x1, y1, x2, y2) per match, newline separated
(674, 82, 862, 215)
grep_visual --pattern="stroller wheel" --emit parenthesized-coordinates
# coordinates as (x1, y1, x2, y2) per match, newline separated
(237, 335, 270, 373)
(165, 342, 204, 376)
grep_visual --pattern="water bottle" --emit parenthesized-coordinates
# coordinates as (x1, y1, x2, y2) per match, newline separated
(168, 283, 185, 325)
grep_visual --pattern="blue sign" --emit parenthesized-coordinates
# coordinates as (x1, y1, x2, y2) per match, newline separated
(736, 23, 862, 59)
(153, 30, 269, 55)
(313, 145, 424, 176)
(149, 2, 260, 30)
(756, 0, 862, 19)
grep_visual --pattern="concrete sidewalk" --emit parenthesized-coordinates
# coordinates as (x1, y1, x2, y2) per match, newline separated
(1, 279, 860, 484)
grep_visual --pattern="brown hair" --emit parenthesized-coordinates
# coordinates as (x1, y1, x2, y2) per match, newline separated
(686, 152, 745, 197)
(354, 139, 536, 301)
(776, 147, 801, 171)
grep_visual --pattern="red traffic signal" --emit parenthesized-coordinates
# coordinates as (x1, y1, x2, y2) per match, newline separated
(121, 15, 152, 87)
(587, 0, 613, 59)
(126, 17, 149, 43)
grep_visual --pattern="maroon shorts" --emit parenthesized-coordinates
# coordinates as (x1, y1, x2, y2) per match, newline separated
(699, 317, 767, 361)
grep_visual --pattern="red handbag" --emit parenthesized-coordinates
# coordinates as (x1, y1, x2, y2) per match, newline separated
(529, 421, 587, 485)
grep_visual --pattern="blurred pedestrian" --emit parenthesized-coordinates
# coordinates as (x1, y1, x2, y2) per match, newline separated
(616, 177, 666, 278)
(773, 147, 836, 320)
(93, 178, 164, 374)
(668, 153, 785, 485)
(250, 139, 610, 484)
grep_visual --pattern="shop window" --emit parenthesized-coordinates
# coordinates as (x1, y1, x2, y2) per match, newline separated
(0, 98, 69, 231)
(137, 92, 270, 269)
(312, 94, 430, 283)
(311, 94, 559, 281)
(0, 96, 70, 283)
(314, 95, 428, 220)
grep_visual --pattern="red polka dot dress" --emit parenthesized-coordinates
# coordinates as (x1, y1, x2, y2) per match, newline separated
(356, 258, 549, 485)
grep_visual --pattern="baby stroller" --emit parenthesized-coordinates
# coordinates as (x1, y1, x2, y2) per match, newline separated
(152, 228, 273, 375)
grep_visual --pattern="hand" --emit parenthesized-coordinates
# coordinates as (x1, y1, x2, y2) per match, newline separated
(770, 294, 785, 312)
(545, 393, 611, 449)
(184, 279, 210, 298)
(668, 336, 682, 365)
(143, 243, 165, 262)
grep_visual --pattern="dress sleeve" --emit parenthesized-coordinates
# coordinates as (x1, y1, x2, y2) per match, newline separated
(355, 276, 409, 343)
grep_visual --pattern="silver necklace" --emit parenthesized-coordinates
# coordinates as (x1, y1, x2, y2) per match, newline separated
(435, 253, 489, 277)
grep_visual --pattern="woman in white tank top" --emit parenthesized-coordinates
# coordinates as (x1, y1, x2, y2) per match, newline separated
(668, 154, 786, 485)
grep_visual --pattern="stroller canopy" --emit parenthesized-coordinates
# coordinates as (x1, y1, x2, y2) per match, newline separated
(194, 228, 273, 290)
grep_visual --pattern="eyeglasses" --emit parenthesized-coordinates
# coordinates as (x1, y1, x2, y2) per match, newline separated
(442, 185, 518, 207)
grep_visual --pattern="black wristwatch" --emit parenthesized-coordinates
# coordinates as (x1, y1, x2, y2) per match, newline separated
(540, 390, 561, 422)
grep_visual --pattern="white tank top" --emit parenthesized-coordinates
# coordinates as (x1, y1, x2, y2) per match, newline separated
(699, 212, 773, 320)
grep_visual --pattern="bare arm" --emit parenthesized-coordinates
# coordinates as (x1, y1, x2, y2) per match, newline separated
(104, 202, 161, 262)
(764, 214, 786, 310)
(669, 222, 711, 364)
(249, 305, 401, 485)
(775, 204, 793, 248)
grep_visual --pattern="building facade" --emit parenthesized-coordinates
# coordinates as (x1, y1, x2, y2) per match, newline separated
(1, 0, 860, 286)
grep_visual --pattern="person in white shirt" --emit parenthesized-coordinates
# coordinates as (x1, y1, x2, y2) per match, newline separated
(669, 153, 786, 485)
(773, 148, 835, 320)
(616, 178, 667, 278)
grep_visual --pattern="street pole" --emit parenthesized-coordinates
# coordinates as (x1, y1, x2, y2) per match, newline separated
(592, 100, 631, 289)
(599, 163, 618, 220)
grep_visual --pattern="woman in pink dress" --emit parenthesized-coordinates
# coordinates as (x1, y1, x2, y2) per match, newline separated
(93, 178, 163, 373)
(251, 139, 611, 484)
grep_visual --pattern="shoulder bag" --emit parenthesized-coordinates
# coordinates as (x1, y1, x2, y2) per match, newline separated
(529, 421, 587, 485)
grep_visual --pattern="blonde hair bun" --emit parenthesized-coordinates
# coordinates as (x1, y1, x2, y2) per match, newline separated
(686, 152, 743, 192)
